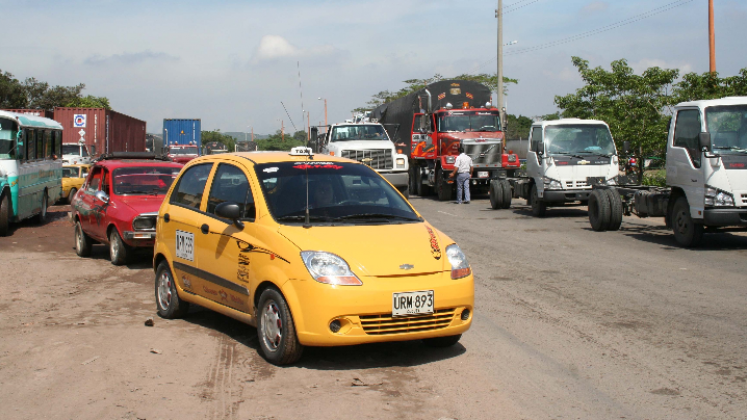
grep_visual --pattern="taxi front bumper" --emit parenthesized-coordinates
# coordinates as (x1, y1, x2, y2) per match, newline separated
(281, 271, 474, 346)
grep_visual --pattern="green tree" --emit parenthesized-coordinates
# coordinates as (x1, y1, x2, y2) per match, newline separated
(673, 68, 747, 103)
(201, 129, 236, 152)
(505, 114, 533, 139)
(554, 57, 679, 183)
(0, 70, 26, 108)
(1, 70, 110, 110)
(66, 95, 111, 109)
(256, 130, 305, 151)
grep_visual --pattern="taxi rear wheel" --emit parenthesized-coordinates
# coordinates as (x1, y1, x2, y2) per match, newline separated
(423, 334, 462, 348)
(155, 261, 189, 319)
(257, 288, 303, 365)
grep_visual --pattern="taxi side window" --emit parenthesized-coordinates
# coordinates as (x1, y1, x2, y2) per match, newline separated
(170, 163, 213, 210)
(87, 167, 103, 191)
(206, 163, 256, 220)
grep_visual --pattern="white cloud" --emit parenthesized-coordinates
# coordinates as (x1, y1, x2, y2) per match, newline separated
(251, 35, 340, 63)
(581, 1, 609, 14)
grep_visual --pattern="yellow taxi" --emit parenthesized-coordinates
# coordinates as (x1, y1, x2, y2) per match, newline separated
(61, 164, 91, 203)
(153, 147, 473, 364)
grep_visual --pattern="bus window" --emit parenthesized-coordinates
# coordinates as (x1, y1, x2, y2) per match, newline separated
(0, 119, 18, 159)
(26, 129, 36, 161)
(36, 129, 43, 159)
(44, 131, 52, 159)
(54, 131, 62, 158)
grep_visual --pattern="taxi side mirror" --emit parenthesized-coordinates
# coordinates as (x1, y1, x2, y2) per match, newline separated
(215, 202, 244, 229)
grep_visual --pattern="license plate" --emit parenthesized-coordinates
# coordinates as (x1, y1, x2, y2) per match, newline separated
(477, 171, 489, 178)
(392, 290, 434, 317)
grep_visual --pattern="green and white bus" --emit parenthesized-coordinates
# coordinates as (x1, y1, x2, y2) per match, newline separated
(0, 110, 63, 236)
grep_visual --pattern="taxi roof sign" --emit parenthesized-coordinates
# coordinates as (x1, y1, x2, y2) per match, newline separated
(289, 146, 314, 156)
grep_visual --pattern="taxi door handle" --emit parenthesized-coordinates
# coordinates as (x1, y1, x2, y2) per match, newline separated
(201, 224, 209, 234)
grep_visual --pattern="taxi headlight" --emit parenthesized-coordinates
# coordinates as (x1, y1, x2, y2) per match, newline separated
(300, 251, 362, 286)
(445, 244, 471, 279)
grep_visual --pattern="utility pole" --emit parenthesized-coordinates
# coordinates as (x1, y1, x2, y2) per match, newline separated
(251, 127, 254, 143)
(709, 0, 716, 73)
(281, 120, 285, 143)
(307, 112, 311, 144)
(496, 0, 504, 109)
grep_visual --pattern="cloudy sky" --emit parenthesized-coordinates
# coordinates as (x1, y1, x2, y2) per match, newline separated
(2, 0, 745, 135)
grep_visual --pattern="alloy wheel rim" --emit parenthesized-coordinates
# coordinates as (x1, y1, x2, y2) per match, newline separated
(76, 226, 83, 251)
(157, 272, 172, 310)
(676, 210, 688, 235)
(261, 301, 282, 352)
(111, 235, 119, 259)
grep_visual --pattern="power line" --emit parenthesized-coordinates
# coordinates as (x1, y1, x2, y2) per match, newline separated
(280, 101, 298, 132)
(504, 0, 543, 14)
(504, 0, 693, 56)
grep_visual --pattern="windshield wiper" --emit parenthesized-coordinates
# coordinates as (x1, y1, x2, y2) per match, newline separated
(276, 215, 333, 223)
(332, 213, 419, 223)
(714, 146, 747, 153)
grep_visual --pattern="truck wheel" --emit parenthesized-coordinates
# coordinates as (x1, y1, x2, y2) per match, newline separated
(409, 167, 419, 197)
(0, 193, 10, 237)
(416, 169, 431, 196)
(500, 180, 512, 209)
(589, 189, 611, 231)
(436, 168, 452, 201)
(489, 180, 503, 209)
(671, 196, 704, 247)
(400, 186, 410, 199)
(603, 188, 623, 231)
(530, 185, 546, 218)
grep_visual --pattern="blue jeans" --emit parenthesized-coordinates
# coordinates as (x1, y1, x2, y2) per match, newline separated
(456, 173, 470, 203)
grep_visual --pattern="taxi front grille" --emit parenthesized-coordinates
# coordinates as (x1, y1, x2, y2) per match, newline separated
(359, 308, 456, 335)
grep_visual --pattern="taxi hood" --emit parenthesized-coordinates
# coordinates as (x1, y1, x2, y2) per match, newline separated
(277, 222, 449, 277)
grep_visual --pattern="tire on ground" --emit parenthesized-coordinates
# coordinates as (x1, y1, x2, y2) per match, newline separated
(409, 167, 419, 197)
(155, 261, 190, 319)
(589, 189, 612, 231)
(35, 191, 48, 224)
(500, 180, 512, 209)
(257, 288, 304, 365)
(603, 188, 623, 231)
(74, 220, 93, 257)
(436, 168, 453, 201)
(109, 228, 129, 266)
(530, 184, 546, 218)
(68, 188, 77, 204)
(489, 180, 503, 209)
(671, 196, 704, 247)
(0, 193, 10, 237)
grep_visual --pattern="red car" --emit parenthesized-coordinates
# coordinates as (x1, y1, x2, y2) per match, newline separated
(167, 144, 200, 164)
(71, 153, 184, 265)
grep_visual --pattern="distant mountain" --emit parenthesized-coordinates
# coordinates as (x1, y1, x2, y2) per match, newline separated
(224, 132, 269, 141)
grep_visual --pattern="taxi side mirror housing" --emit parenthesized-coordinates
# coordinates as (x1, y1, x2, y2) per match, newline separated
(215, 202, 244, 229)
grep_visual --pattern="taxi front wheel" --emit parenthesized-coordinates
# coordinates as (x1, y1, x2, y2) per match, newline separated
(155, 261, 189, 319)
(257, 288, 303, 365)
(423, 334, 462, 348)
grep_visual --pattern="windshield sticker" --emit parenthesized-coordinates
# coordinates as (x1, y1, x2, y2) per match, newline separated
(263, 167, 279, 173)
(293, 162, 343, 170)
(425, 226, 442, 260)
(438, 92, 446, 100)
(466, 92, 473, 99)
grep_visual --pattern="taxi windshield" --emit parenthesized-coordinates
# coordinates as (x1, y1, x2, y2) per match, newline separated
(255, 161, 419, 225)
(62, 167, 79, 178)
(113, 166, 180, 195)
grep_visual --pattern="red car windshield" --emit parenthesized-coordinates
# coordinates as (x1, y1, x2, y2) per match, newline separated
(113, 167, 181, 195)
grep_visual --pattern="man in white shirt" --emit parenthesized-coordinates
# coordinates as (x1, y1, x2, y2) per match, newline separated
(449, 145, 473, 204)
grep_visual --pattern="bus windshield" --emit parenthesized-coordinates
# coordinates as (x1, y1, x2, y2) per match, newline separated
(706, 105, 747, 154)
(113, 166, 180, 195)
(0, 118, 19, 159)
(545, 124, 616, 156)
(438, 111, 502, 132)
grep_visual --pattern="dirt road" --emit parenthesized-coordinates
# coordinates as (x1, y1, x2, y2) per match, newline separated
(1, 198, 745, 420)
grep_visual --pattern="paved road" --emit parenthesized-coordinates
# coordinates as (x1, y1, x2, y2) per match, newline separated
(1, 197, 745, 420)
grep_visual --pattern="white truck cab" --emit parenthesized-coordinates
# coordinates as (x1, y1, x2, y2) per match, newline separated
(322, 122, 410, 197)
(62, 142, 92, 165)
(509, 118, 619, 216)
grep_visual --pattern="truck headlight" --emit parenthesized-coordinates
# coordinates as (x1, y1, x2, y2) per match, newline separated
(445, 156, 456, 164)
(396, 157, 406, 168)
(705, 185, 734, 207)
(300, 251, 362, 286)
(542, 177, 562, 190)
(445, 244, 471, 279)
(605, 177, 618, 185)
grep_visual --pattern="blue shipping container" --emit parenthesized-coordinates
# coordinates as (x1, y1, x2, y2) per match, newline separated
(163, 119, 202, 148)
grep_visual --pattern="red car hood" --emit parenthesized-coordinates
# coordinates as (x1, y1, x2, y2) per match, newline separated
(116, 194, 168, 215)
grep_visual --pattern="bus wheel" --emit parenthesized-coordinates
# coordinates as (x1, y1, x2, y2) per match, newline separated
(0, 194, 10, 237)
(35, 191, 48, 225)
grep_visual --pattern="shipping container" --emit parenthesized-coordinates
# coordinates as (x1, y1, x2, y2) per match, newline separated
(53, 108, 147, 156)
(163, 119, 201, 147)
(1, 109, 54, 119)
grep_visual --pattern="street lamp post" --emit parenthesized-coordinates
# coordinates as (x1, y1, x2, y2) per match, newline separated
(318, 97, 327, 127)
